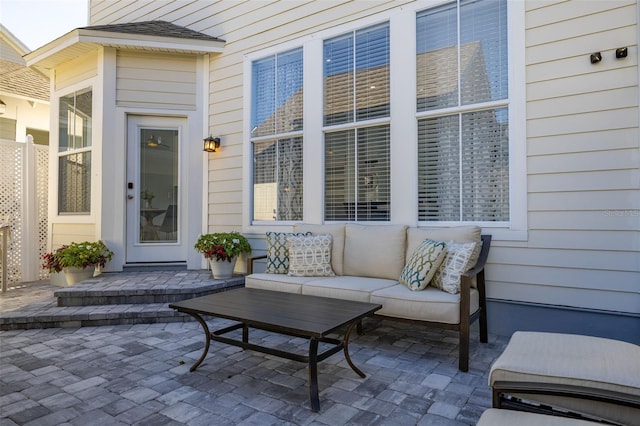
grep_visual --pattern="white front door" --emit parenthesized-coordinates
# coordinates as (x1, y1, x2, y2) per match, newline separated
(126, 116, 187, 263)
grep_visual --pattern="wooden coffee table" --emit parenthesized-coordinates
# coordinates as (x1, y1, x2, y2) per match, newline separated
(169, 287, 382, 411)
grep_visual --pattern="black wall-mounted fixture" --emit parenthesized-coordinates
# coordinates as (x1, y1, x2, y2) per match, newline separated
(203, 136, 221, 152)
(615, 47, 628, 59)
(590, 52, 602, 64)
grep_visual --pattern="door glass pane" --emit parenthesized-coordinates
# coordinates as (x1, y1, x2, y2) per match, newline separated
(139, 128, 178, 243)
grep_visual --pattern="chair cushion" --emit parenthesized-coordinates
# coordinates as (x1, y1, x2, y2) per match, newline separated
(294, 223, 345, 275)
(287, 234, 335, 277)
(489, 331, 640, 425)
(399, 239, 447, 291)
(371, 284, 479, 324)
(490, 331, 640, 396)
(343, 223, 408, 280)
(477, 409, 597, 426)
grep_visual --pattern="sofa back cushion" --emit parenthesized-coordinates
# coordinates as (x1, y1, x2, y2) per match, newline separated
(293, 223, 345, 275)
(407, 226, 482, 268)
(343, 223, 408, 280)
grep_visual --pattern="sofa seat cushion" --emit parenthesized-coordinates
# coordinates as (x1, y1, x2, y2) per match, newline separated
(343, 223, 408, 280)
(489, 331, 640, 425)
(301, 276, 398, 303)
(370, 284, 479, 324)
(244, 273, 319, 294)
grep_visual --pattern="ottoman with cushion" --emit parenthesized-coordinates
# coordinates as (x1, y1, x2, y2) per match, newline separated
(489, 331, 640, 425)
(477, 409, 600, 426)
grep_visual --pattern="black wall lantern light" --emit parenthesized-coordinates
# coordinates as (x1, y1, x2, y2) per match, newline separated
(203, 136, 220, 152)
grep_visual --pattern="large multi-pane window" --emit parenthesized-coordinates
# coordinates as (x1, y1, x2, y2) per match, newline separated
(248, 2, 514, 226)
(417, 0, 509, 222)
(58, 88, 92, 214)
(251, 48, 304, 221)
(324, 22, 390, 221)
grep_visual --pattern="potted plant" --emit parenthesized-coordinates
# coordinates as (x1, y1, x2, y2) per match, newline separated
(141, 188, 155, 208)
(42, 240, 114, 286)
(194, 232, 251, 279)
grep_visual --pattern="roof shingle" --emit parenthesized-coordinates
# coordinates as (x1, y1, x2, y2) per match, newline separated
(80, 20, 224, 43)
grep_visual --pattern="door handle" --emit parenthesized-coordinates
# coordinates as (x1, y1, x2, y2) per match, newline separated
(127, 195, 134, 200)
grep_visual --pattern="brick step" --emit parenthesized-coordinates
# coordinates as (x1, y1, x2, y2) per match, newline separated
(0, 270, 245, 330)
(54, 277, 244, 306)
(0, 303, 194, 330)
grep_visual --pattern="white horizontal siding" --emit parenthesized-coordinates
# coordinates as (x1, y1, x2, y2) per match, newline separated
(487, 281, 638, 313)
(528, 128, 637, 156)
(487, 0, 638, 312)
(1, 38, 24, 63)
(115, 51, 197, 109)
(529, 169, 639, 192)
(490, 246, 638, 272)
(55, 50, 98, 91)
(51, 223, 96, 249)
(529, 210, 640, 232)
(89, 1, 640, 314)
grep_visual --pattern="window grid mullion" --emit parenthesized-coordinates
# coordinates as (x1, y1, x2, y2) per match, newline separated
(458, 114, 463, 221)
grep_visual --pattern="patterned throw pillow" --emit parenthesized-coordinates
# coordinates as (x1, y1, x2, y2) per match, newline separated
(265, 232, 309, 274)
(287, 234, 335, 277)
(432, 241, 477, 294)
(399, 239, 447, 291)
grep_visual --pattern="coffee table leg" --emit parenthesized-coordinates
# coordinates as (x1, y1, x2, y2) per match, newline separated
(344, 320, 366, 378)
(308, 337, 320, 412)
(183, 311, 211, 372)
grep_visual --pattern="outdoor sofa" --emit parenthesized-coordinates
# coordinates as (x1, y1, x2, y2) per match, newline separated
(246, 223, 491, 372)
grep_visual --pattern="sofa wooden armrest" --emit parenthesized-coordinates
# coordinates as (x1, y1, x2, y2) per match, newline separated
(457, 234, 491, 371)
(246, 254, 267, 275)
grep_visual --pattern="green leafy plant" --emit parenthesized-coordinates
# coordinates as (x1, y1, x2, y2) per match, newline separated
(194, 232, 251, 262)
(43, 240, 114, 271)
(140, 189, 155, 201)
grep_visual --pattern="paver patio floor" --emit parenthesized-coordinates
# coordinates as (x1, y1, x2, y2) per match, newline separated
(0, 275, 508, 425)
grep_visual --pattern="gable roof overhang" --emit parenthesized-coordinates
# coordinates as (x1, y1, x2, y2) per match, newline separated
(24, 21, 225, 74)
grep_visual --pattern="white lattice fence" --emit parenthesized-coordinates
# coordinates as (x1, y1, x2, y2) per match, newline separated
(0, 139, 49, 285)
(0, 141, 23, 284)
(36, 146, 49, 280)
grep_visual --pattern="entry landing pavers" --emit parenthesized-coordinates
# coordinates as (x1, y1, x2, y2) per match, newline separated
(0, 271, 244, 330)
